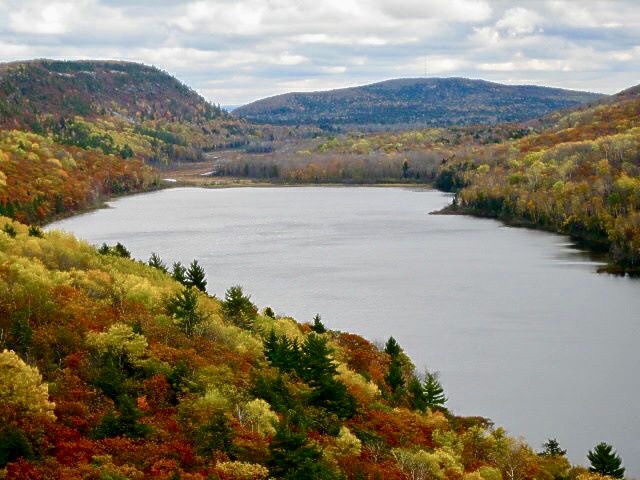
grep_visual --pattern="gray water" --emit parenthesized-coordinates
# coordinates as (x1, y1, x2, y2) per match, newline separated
(49, 187, 640, 474)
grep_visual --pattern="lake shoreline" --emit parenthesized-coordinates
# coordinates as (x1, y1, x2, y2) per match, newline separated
(46, 174, 636, 276)
(48, 186, 640, 472)
(433, 203, 640, 275)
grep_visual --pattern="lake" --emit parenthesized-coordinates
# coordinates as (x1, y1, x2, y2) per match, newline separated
(48, 187, 640, 473)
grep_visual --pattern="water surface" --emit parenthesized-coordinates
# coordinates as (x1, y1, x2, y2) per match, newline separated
(49, 187, 640, 473)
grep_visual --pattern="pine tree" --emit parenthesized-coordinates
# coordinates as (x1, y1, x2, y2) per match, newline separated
(93, 395, 151, 440)
(264, 328, 280, 362)
(311, 314, 326, 333)
(268, 420, 335, 479)
(541, 438, 567, 457)
(27, 225, 43, 238)
(423, 370, 447, 411)
(408, 377, 427, 411)
(384, 336, 401, 358)
(195, 411, 234, 455)
(148, 252, 167, 273)
(588, 442, 625, 478)
(385, 358, 405, 395)
(9, 316, 33, 356)
(113, 242, 131, 258)
(167, 287, 207, 336)
(2, 223, 16, 238)
(171, 261, 187, 285)
(299, 333, 337, 386)
(0, 428, 33, 468)
(299, 333, 356, 418)
(222, 285, 257, 328)
(185, 259, 207, 292)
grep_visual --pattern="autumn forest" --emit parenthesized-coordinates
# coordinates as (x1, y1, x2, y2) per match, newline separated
(0, 56, 636, 480)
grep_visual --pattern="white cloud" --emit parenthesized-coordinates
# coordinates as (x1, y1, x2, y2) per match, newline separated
(496, 7, 543, 36)
(378, 0, 491, 22)
(478, 59, 571, 73)
(10, 2, 75, 34)
(0, 0, 638, 103)
(321, 66, 348, 74)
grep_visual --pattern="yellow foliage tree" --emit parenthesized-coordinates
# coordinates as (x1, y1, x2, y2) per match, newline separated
(86, 323, 148, 367)
(238, 398, 279, 437)
(215, 461, 269, 480)
(0, 349, 55, 420)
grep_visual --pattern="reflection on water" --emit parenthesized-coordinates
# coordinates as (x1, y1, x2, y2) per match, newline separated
(49, 187, 640, 474)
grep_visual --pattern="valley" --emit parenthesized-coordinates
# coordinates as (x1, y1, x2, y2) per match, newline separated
(0, 56, 638, 479)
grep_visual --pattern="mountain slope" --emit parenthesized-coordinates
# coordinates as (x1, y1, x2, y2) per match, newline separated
(0, 216, 579, 478)
(0, 59, 258, 166)
(436, 82, 640, 270)
(0, 59, 222, 129)
(234, 77, 604, 129)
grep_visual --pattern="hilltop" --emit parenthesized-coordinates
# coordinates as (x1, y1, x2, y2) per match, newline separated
(0, 59, 222, 128)
(234, 77, 604, 130)
(219, 80, 640, 271)
(0, 59, 264, 166)
(0, 60, 267, 223)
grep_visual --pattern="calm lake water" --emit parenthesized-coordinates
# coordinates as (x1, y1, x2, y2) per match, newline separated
(49, 187, 640, 473)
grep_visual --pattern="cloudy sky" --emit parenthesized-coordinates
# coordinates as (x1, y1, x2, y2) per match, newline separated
(0, 0, 638, 105)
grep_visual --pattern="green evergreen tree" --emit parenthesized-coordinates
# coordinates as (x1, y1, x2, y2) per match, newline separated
(268, 420, 336, 480)
(171, 261, 187, 285)
(93, 395, 151, 440)
(195, 411, 234, 455)
(252, 373, 299, 416)
(113, 242, 131, 258)
(408, 376, 427, 411)
(402, 160, 410, 179)
(423, 370, 448, 412)
(185, 259, 207, 292)
(8, 315, 33, 357)
(0, 428, 33, 467)
(385, 358, 405, 394)
(27, 225, 43, 238)
(167, 287, 207, 336)
(384, 336, 401, 358)
(2, 223, 17, 238)
(300, 333, 337, 386)
(263, 306, 276, 318)
(299, 333, 356, 418)
(222, 285, 257, 328)
(120, 143, 134, 159)
(541, 438, 567, 457)
(311, 313, 327, 333)
(148, 252, 167, 273)
(98, 243, 110, 255)
(588, 442, 625, 478)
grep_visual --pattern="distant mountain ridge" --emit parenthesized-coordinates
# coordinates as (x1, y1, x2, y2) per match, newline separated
(0, 59, 224, 130)
(234, 77, 604, 129)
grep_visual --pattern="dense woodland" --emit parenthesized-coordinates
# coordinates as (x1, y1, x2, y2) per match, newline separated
(436, 85, 640, 270)
(224, 86, 640, 271)
(0, 59, 635, 477)
(0, 218, 625, 478)
(234, 78, 602, 130)
(0, 60, 319, 223)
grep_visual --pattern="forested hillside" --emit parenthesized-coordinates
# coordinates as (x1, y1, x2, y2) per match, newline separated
(0, 60, 258, 165)
(436, 83, 640, 271)
(220, 82, 640, 271)
(234, 78, 603, 130)
(0, 60, 271, 223)
(0, 216, 606, 478)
